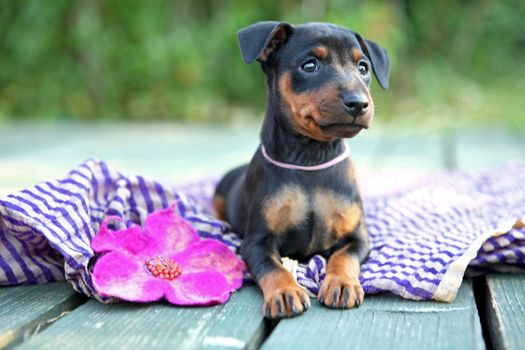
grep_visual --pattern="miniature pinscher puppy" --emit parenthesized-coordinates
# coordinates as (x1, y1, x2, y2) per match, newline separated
(214, 22, 390, 319)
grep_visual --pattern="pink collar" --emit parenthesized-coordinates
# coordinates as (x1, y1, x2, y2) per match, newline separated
(261, 143, 350, 171)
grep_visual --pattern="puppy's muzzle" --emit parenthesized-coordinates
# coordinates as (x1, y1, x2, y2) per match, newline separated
(342, 91, 369, 117)
(341, 91, 373, 128)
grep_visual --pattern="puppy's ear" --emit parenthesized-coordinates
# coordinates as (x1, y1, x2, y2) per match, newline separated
(237, 21, 293, 64)
(356, 34, 391, 89)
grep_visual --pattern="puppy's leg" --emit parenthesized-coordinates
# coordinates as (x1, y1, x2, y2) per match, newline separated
(241, 237, 311, 319)
(318, 222, 370, 308)
(213, 164, 249, 233)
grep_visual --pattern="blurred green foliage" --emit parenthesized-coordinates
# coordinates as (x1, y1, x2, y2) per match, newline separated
(0, 0, 523, 128)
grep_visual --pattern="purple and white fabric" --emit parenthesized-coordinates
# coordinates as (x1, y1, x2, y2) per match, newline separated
(1, 160, 524, 302)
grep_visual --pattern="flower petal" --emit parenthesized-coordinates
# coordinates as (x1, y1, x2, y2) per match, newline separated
(142, 206, 200, 255)
(92, 216, 160, 256)
(92, 251, 165, 302)
(164, 270, 234, 306)
(172, 239, 245, 289)
(91, 207, 243, 305)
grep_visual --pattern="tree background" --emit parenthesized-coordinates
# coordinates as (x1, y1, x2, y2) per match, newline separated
(0, 0, 523, 129)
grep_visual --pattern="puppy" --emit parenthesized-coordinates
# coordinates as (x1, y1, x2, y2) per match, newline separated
(214, 21, 390, 319)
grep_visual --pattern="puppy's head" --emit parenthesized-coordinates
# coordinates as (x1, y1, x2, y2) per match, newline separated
(238, 22, 390, 141)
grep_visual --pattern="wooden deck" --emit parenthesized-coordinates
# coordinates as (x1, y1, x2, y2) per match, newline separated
(1, 122, 524, 350)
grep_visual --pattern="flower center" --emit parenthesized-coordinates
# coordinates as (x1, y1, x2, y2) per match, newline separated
(145, 256, 182, 280)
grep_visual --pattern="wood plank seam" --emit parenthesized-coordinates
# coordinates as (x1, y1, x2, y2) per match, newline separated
(472, 276, 494, 350)
(246, 319, 274, 350)
(2, 293, 86, 350)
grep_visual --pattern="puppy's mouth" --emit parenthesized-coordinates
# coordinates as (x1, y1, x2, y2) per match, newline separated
(318, 122, 366, 138)
(319, 122, 367, 130)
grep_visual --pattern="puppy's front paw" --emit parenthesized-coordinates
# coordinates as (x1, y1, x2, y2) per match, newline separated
(263, 285, 311, 319)
(318, 275, 364, 309)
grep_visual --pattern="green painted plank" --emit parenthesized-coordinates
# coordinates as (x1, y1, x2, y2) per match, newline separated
(0, 122, 389, 195)
(455, 130, 525, 170)
(483, 274, 525, 350)
(262, 279, 484, 350)
(0, 122, 261, 194)
(362, 129, 445, 171)
(455, 131, 524, 350)
(0, 282, 84, 349)
(455, 130, 524, 348)
(18, 286, 266, 350)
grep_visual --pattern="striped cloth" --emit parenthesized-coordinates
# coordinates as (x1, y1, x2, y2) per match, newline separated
(1, 160, 524, 302)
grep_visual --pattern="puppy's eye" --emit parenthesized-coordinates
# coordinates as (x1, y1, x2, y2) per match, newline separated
(358, 61, 369, 76)
(301, 59, 318, 73)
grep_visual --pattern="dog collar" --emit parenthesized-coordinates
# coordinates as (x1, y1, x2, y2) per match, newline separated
(261, 143, 350, 171)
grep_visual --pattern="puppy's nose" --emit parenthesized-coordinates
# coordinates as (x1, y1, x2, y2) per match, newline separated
(342, 92, 369, 117)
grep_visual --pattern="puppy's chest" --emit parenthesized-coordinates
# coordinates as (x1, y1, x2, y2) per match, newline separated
(262, 184, 362, 244)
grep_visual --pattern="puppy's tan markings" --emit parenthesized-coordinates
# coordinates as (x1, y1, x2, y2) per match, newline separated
(263, 185, 308, 235)
(260, 267, 311, 318)
(318, 244, 364, 308)
(312, 46, 328, 59)
(351, 48, 361, 62)
(213, 196, 226, 220)
(313, 190, 361, 238)
(279, 73, 340, 141)
(327, 245, 361, 276)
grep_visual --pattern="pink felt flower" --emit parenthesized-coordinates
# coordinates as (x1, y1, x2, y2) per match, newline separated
(91, 206, 246, 305)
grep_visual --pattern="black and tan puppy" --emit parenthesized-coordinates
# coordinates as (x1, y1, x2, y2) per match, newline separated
(214, 21, 390, 319)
